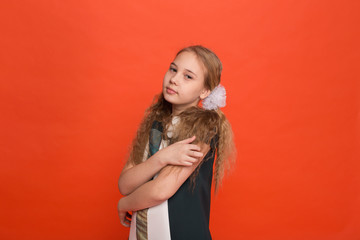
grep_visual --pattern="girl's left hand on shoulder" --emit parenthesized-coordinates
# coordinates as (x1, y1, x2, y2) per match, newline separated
(117, 199, 132, 227)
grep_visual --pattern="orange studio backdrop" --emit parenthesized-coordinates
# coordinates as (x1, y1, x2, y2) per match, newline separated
(0, 0, 359, 239)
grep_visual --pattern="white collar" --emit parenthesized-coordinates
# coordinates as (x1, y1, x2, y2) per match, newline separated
(166, 116, 180, 138)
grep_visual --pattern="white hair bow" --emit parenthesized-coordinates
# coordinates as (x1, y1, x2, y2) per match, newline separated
(202, 84, 226, 110)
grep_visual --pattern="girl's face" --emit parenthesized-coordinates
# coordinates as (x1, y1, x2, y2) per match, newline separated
(163, 51, 210, 115)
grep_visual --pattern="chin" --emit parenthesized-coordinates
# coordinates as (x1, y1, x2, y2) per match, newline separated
(163, 93, 172, 103)
(163, 93, 177, 105)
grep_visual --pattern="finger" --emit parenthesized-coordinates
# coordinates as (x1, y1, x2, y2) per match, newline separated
(189, 150, 204, 158)
(188, 144, 201, 152)
(180, 161, 194, 166)
(178, 136, 196, 144)
(121, 219, 131, 227)
(124, 218, 131, 227)
(185, 156, 202, 163)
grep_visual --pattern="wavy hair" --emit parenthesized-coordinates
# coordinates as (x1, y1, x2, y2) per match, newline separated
(127, 45, 236, 192)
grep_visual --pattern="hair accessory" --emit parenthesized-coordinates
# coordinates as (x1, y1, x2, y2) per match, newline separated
(202, 84, 226, 110)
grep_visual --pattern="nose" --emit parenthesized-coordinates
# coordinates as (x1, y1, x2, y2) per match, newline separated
(169, 73, 179, 85)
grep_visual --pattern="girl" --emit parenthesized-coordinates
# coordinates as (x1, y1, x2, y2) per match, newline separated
(117, 45, 235, 240)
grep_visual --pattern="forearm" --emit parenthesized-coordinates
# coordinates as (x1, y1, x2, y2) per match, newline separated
(118, 179, 164, 212)
(118, 153, 166, 195)
(118, 159, 204, 212)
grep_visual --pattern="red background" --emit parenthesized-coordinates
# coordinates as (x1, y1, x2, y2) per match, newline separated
(1, 1, 359, 239)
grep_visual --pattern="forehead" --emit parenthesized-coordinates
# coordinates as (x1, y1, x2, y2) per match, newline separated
(173, 51, 205, 75)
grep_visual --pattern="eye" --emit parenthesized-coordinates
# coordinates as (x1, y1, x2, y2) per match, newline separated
(169, 67, 177, 72)
(185, 74, 193, 79)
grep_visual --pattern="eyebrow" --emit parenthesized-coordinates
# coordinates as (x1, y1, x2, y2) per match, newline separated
(171, 62, 197, 77)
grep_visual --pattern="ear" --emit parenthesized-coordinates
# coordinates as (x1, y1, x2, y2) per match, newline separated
(200, 88, 211, 100)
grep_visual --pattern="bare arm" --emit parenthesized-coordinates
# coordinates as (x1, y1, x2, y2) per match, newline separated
(117, 143, 210, 212)
(118, 136, 204, 196)
(118, 152, 166, 196)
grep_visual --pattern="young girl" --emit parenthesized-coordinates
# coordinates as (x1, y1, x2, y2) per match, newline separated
(117, 45, 235, 240)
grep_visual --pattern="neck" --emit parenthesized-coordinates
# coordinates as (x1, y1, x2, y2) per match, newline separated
(170, 95, 202, 115)
(172, 103, 198, 115)
(172, 105, 184, 116)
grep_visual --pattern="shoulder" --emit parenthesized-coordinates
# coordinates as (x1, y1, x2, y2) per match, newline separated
(151, 120, 163, 131)
(181, 106, 219, 123)
(178, 107, 220, 129)
(175, 107, 220, 146)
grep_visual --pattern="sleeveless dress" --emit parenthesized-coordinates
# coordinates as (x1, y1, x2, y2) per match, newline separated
(129, 118, 217, 240)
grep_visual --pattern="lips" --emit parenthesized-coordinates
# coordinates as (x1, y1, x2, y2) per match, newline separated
(166, 87, 177, 94)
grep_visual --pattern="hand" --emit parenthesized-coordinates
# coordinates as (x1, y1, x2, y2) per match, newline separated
(117, 199, 132, 227)
(156, 136, 204, 167)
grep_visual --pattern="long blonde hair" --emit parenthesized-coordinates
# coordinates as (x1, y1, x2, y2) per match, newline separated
(127, 45, 236, 192)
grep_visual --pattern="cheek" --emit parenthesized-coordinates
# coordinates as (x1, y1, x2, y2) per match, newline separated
(163, 72, 170, 84)
(185, 86, 202, 99)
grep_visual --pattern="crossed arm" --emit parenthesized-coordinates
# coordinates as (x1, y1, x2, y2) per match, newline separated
(117, 136, 210, 226)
